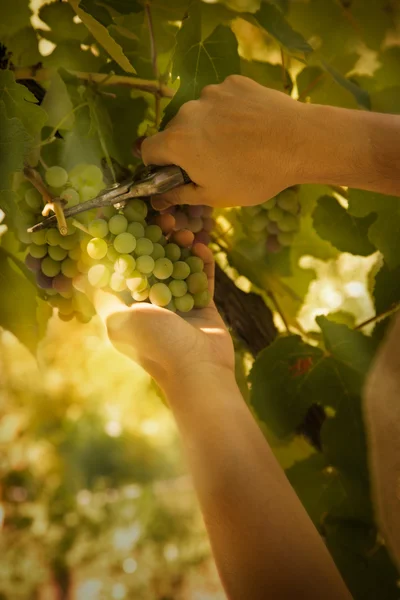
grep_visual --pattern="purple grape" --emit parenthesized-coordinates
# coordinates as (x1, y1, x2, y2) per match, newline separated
(25, 254, 42, 272)
(160, 205, 176, 215)
(266, 236, 282, 254)
(187, 205, 204, 218)
(36, 271, 54, 289)
(266, 221, 280, 235)
(202, 217, 214, 233)
(52, 274, 73, 294)
(202, 206, 213, 217)
(194, 231, 211, 245)
(173, 211, 189, 230)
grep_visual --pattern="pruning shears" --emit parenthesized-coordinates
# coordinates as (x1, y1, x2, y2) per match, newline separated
(28, 164, 192, 233)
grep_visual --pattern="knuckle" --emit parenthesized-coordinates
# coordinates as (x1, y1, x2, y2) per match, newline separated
(225, 74, 242, 85)
(178, 99, 198, 116)
(201, 84, 219, 98)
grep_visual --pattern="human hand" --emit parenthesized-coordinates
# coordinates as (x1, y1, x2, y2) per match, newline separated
(87, 244, 235, 392)
(141, 75, 307, 209)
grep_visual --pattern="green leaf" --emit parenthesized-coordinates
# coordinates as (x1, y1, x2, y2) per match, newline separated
(312, 195, 376, 256)
(348, 189, 400, 269)
(0, 248, 49, 353)
(0, 71, 47, 138)
(321, 62, 371, 110)
(297, 66, 359, 109)
(370, 86, 400, 115)
(249, 2, 313, 56)
(5, 26, 41, 67)
(42, 40, 103, 72)
(0, 0, 31, 38)
(373, 262, 400, 315)
(39, 1, 89, 43)
(240, 59, 292, 93)
(374, 47, 400, 91)
(161, 3, 240, 127)
(41, 72, 75, 131)
(0, 102, 32, 188)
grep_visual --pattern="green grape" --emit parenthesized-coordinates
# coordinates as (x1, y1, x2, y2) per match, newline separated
(45, 166, 68, 188)
(277, 231, 295, 246)
(68, 245, 81, 261)
(248, 212, 269, 232)
(151, 243, 165, 260)
(193, 290, 211, 308)
(110, 272, 127, 292)
(48, 245, 68, 261)
(101, 206, 117, 220)
(127, 222, 145, 238)
(80, 185, 100, 202)
(30, 243, 48, 259)
(169, 280, 188, 298)
(41, 256, 61, 277)
(72, 292, 95, 319)
(114, 232, 136, 254)
(109, 214, 128, 235)
(278, 214, 299, 232)
(166, 300, 177, 312)
(186, 256, 204, 273)
(46, 228, 64, 246)
(136, 255, 155, 274)
(164, 243, 181, 262)
(81, 251, 96, 267)
(243, 205, 262, 217)
(153, 257, 173, 280)
(172, 261, 190, 280)
(135, 237, 153, 256)
(107, 246, 119, 262)
(31, 230, 47, 245)
(87, 237, 108, 260)
(25, 188, 42, 211)
(126, 271, 148, 292)
(77, 259, 89, 274)
(180, 248, 191, 260)
(187, 272, 208, 294)
(175, 294, 194, 312)
(88, 264, 110, 288)
(53, 296, 74, 316)
(88, 219, 109, 239)
(59, 232, 80, 250)
(60, 188, 80, 207)
(124, 199, 148, 221)
(262, 197, 276, 210)
(277, 190, 298, 212)
(144, 225, 162, 243)
(132, 287, 149, 302)
(17, 227, 32, 245)
(114, 254, 136, 276)
(159, 235, 167, 247)
(64, 220, 77, 235)
(82, 164, 103, 185)
(149, 283, 172, 307)
(61, 258, 79, 278)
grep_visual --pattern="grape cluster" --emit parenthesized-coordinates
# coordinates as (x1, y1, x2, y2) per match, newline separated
(18, 164, 213, 321)
(240, 188, 301, 253)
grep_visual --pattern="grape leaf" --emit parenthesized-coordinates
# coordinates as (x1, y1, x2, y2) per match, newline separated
(0, 71, 47, 138)
(312, 195, 376, 256)
(248, 2, 313, 56)
(41, 73, 75, 131)
(347, 189, 400, 269)
(68, 0, 136, 74)
(370, 86, 400, 115)
(373, 262, 400, 315)
(0, 0, 31, 38)
(347, 0, 397, 51)
(240, 59, 292, 93)
(321, 62, 371, 110)
(373, 47, 400, 91)
(39, 1, 89, 43)
(161, 3, 240, 127)
(43, 41, 103, 72)
(5, 27, 41, 67)
(0, 102, 32, 188)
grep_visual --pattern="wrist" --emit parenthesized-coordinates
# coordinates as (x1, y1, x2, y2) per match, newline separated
(161, 363, 237, 404)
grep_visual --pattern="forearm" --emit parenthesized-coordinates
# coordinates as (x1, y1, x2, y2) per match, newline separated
(298, 103, 400, 196)
(163, 369, 351, 600)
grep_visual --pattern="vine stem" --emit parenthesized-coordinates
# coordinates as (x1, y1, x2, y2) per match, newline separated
(355, 303, 400, 330)
(13, 67, 174, 98)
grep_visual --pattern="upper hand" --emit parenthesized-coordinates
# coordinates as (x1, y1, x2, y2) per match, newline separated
(141, 75, 307, 209)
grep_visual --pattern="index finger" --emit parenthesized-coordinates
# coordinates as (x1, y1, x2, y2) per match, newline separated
(191, 243, 215, 297)
(73, 273, 128, 322)
(141, 130, 178, 167)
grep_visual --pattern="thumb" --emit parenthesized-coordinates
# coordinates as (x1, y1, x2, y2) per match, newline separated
(151, 183, 209, 210)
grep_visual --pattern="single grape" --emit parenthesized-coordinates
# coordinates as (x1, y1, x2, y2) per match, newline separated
(136, 255, 155, 274)
(81, 251, 96, 267)
(132, 287, 150, 302)
(278, 214, 299, 232)
(172, 261, 191, 280)
(17, 227, 32, 245)
(46, 228, 64, 246)
(110, 272, 127, 292)
(59, 232, 80, 250)
(262, 198, 276, 210)
(54, 296, 74, 316)
(87, 237, 108, 260)
(80, 185, 100, 202)
(248, 213, 269, 232)
(126, 271, 148, 293)
(114, 254, 136, 276)
(61, 258, 79, 278)
(187, 217, 203, 233)
(135, 237, 154, 256)
(52, 274, 73, 294)
(266, 236, 282, 253)
(48, 245, 68, 261)
(145, 224, 162, 243)
(151, 243, 165, 261)
(194, 231, 210, 245)
(77, 259, 90, 274)
(175, 294, 194, 312)
(30, 243, 48, 259)
(166, 299, 177, 312)
(202, 217, 214, 233)
(202, 206, 213, 217)
(127, 222, 145, 238)
(101, 206, 117, 220)
(82, 164, 104, 185)
(88, 264, 110, 288)
(268, 206, 285, 223)
(173, 211, 188, 230)
(243, 205, 262, 218)
(153, 257, 174, 280)
(277, 231, 295, 246)
(187, 272, 208, 294)
(36, 271, 53, 289)
(109, 214, 128, 235)
(187, 205, 204, 218)
(114, 232, 136, 254)
(68, 245, 81, 261)
(88, 219, 109, 239)
(107, 245, 119, 263)
(45, 166, 68, 188)
(164, 243, 181, 262)
(168, 279, 188, 298)
(155, 213, 175, 234)
(193, 290, 211, 308)
(25, 188, 42, 211)
(25, 254, 42, 272)
(149, 283, 172, 307)
(61, 188, 80, 207)
(160, 205, 176, 215)
(266, 221, 280, 235)
(124, 199, 148, 221)
(41, 256, 61, 277)
(276, 189, 298, 212)
(31, 230, 47, 245)
(186, 256, 204, 274)
(172, 229, 194, 248)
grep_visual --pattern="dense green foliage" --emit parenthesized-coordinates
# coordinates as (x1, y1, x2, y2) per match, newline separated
(0, 0, 400, 597)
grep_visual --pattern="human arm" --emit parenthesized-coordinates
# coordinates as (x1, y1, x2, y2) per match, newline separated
(95, 245, 351, 600)
(140, 75, 400, 209)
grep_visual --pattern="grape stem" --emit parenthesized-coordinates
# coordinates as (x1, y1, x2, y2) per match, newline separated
(354, 303, 400, 331)
(13, 68, 175, 98)
(23, 166, 68, 236)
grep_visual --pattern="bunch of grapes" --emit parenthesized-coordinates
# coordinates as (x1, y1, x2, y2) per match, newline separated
(240, 187, 301, 253)
(17, 163, 213, 321)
